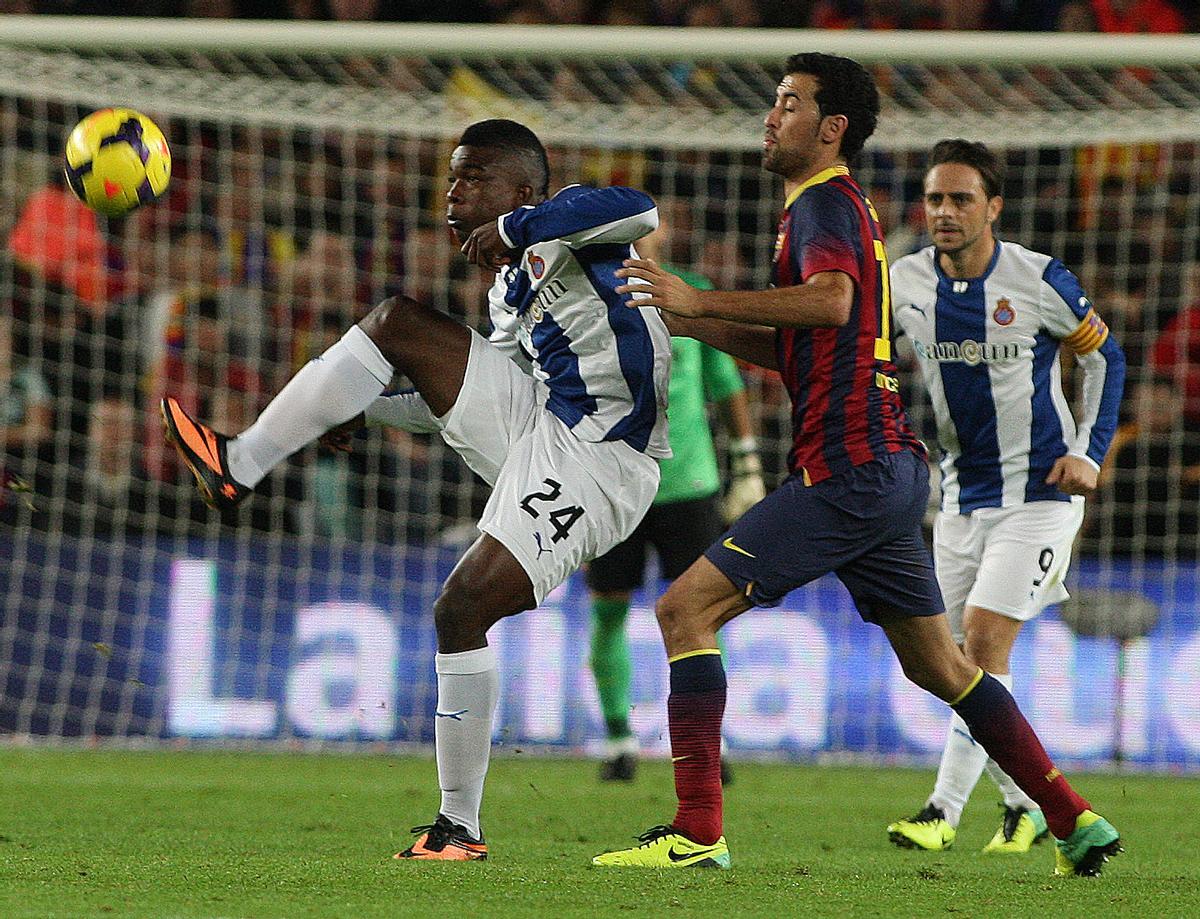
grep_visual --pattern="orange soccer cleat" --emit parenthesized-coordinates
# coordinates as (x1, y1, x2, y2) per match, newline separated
(160, 397, 251, 511)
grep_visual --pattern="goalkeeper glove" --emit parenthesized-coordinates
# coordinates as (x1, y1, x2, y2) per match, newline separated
(722, 436, 766, 523)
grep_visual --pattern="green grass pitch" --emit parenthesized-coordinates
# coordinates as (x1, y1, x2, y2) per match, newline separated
(1, 748, 1197, 918)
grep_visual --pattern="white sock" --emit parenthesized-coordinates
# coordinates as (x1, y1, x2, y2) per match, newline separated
(983, 673, 1040, 812)
(929, 692, 993, 828)
(434, 646, 499, 839)
(604, 735, 639, 759)
(226, 325, 393, 487)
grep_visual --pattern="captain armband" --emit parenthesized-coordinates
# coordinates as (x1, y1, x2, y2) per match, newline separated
(1062, 307, 1109, 355)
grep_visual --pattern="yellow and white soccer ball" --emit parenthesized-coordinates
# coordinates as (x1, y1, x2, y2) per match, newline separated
(64, 108, 171, 217)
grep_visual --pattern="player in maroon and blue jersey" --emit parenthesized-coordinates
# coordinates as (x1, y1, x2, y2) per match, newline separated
(593, 52, 1122, 877)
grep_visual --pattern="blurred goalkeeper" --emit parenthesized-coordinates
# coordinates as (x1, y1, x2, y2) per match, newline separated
(162, 119, 672, 862)
(886, 139, 1125, 857)
(584, 203, 765, 783)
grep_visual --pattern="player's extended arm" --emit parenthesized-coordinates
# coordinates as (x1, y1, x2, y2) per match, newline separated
(662, 312, 779, 369)
(617, 258, 853, 329)
(500, 185, 658, 250)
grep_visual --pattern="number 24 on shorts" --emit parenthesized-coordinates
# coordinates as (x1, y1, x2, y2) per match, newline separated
(519, 477, 586, 543)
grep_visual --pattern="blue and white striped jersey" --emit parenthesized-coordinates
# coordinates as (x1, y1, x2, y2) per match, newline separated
(891, 241, 1125, 514)
(491, 184, 671, 457)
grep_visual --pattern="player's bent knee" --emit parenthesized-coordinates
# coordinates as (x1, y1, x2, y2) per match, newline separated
(360, 296, 424, 354)
(654, 589, 704, 648)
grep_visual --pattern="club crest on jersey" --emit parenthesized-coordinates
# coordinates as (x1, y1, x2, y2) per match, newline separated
(528, 254, 546, 279)
(993, 298, 1015, 326)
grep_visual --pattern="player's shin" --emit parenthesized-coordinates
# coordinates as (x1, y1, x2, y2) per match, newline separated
(667, 650, 726, 845)
(434, 646, 499, 840)
(590, 597, 633, 740)
(951, 671, 1088, 839)
(982, 673, 1040, 812)
(227, 325, 393, 487)
(929, 709, 989, 827)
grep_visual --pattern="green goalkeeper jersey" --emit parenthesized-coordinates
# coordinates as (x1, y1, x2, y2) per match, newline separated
(655, 264, 746, 506)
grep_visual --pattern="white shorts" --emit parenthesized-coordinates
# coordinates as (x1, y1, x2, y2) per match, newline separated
(934, 498, 1085, 641)
(437, 330, 660, 605)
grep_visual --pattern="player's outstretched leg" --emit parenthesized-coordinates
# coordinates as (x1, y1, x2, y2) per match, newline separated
(165, 295, 471, 511)
(884, 615, 1122, 876)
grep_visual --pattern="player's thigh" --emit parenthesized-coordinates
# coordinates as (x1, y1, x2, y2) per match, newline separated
(933, 510, 985, 643)
(701, 470, 892, 609)
(837, 527, 944, 625)
(359, 295, 471, 417)
(967, 499, 1084, 621)
(647, 494, 724, 581)
(480, 413, 659, 606)
(437, 329, 540, 487)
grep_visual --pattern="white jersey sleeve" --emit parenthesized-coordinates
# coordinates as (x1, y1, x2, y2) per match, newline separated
(1036, 259, 1126, 469)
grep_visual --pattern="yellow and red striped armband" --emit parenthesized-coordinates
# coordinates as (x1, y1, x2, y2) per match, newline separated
(1062, 307, 1109, 354)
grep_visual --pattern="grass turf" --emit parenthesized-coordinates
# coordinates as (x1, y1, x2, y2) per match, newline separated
(0, 748, 1197, 918)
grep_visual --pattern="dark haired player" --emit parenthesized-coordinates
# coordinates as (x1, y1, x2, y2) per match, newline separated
(593, 54, 1121, 876)
(886, 139, 1124, 860)
(162, 119, 671, 860)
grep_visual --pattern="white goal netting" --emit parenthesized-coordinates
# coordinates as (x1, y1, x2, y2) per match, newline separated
(0, 18, 1197, 767)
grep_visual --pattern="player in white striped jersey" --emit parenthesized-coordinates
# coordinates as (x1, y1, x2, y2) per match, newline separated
(161, 119, 671, 861)
(886, 140, 1125, 857)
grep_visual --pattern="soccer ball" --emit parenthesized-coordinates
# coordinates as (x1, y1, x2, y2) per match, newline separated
(64, 108, 171, 217)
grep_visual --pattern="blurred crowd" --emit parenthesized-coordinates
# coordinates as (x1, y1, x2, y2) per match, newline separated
(0, 0, 1196, 33)
(0, 83, 1197, 559)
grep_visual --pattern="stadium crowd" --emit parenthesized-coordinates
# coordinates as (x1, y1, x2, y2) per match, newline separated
(0, 40, 1198, 558)
(0, 0, 1197, 32)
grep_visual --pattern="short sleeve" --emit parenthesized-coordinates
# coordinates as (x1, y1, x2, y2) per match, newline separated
(790, 185, 863, 285)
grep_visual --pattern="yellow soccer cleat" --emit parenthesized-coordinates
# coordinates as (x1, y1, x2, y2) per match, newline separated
(887, 803, 956, 851)
(982, 805, 1049, 854)
(1053, 810, 1122, 877)
(592, 825, 731, 869)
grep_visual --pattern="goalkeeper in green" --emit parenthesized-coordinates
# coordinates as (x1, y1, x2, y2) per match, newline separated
(585, 203, 765, 782)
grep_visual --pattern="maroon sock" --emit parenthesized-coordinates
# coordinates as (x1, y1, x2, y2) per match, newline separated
(953, 672, 1090, 839)
(667, 650, 726, 845)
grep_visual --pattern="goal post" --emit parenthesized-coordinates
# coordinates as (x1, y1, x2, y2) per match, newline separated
(0, 19, 1197, 767)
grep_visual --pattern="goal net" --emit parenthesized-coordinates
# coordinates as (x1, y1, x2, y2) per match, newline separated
(0, 18, 1196, 767)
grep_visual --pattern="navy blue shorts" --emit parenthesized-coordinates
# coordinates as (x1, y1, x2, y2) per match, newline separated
(704, 450, 944, 623)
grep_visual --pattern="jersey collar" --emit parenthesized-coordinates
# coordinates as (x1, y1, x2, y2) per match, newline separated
(784, 164, 850, 210)
(933, 238, 1003, 284)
